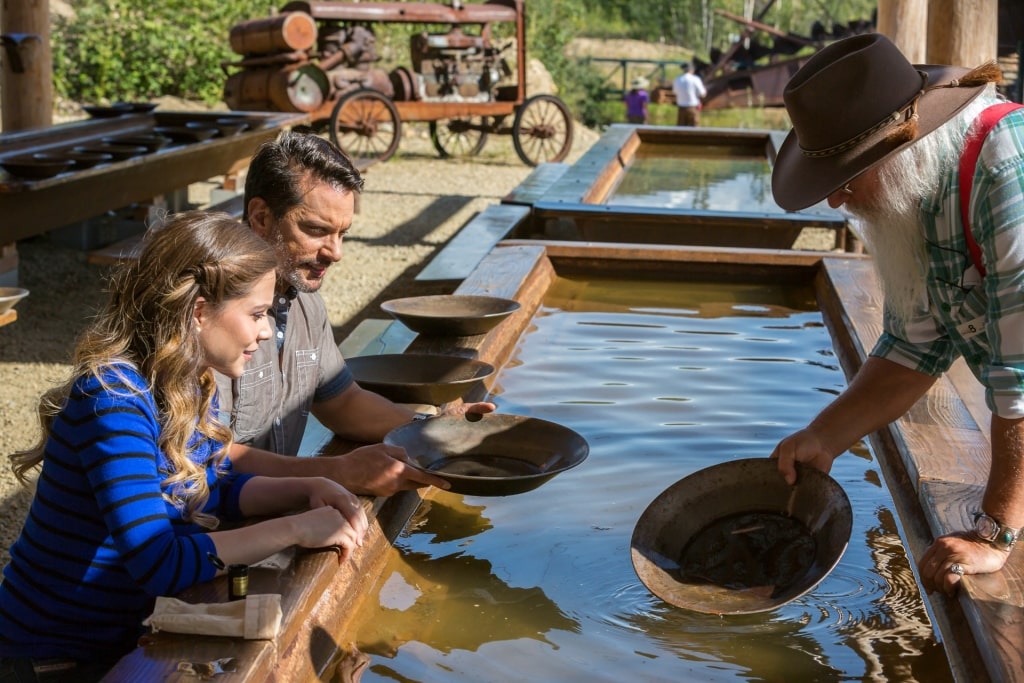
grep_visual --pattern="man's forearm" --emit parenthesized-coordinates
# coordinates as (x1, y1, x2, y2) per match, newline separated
(808, 356, 937, 455)
(229, 442, 334, 478)
(984, 414, 1024, 528)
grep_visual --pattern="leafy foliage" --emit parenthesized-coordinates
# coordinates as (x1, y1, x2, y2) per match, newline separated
(52, 0, 276, 105)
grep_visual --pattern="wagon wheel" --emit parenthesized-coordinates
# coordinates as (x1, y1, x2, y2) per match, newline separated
(429, 117, 489, 159)
(511, 94, 574, 167)
(328, 89, 402, 164)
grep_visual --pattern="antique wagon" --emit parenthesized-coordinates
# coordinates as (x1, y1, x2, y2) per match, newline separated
(222, 0, 574, 166)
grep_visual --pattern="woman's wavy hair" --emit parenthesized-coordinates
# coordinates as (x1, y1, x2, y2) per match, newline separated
(11, 211, 278, 527)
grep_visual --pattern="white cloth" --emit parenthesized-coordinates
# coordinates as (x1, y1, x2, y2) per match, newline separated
(672, 73, 706, 107)
(143, 594, 283, 640)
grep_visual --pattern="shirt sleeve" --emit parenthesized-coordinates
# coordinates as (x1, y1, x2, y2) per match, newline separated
(970, 114, 1024, 416)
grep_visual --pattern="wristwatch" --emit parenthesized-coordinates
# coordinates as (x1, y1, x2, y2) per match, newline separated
(972, 512, 1021, 551)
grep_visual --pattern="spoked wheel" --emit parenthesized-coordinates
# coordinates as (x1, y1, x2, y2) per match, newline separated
(429, 117, 489, 159)
(328, 89, 402, 164)
(511, 94, 574, 167)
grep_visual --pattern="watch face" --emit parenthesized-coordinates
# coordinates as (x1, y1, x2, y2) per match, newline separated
(975, 514, 999, 540)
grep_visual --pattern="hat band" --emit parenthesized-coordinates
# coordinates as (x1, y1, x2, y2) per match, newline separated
(799, 70, 927, 159)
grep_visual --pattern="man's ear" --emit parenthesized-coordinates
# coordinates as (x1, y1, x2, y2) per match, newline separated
(247, 197, 271, 239)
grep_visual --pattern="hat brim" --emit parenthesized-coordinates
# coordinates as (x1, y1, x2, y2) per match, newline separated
(771, 65, 988, 211)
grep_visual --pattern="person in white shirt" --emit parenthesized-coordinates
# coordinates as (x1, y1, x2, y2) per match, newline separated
(672, 62, 706, 126)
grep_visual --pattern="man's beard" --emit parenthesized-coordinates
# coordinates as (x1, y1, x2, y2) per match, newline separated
(846, 177, 931, 324)
(844, 125, 962, 323)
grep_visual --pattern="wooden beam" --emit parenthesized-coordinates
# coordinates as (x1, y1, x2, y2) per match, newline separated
(877, 0, 929, 62)
(0, 0, 53, 131)
(927, 0, 999, 66)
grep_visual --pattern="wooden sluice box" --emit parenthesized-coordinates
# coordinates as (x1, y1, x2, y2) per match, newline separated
(102, 241, 1015, 683)
(510, 124, 857, 252)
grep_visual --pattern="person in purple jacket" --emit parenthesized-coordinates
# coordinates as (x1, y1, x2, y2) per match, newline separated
(0, 211, 368, 682)
(624, 76, 650, 124)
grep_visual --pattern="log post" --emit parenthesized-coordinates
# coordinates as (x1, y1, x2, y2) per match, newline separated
(0, 0, 52, 132)
(877, 0, 928, 63)
(927, 0, 998, 67)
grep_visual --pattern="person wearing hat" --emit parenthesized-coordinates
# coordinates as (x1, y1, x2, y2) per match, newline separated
(672, 62, 706, 126)
(769, 32, 1018, 597)
(625, 75, 650, 124)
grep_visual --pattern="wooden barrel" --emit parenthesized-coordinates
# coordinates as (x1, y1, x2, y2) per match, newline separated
(224, 65, 327, 113)
(229, 12, 317, 55)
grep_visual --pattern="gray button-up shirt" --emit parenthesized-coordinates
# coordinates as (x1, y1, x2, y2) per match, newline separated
(216, 289, 352, 455)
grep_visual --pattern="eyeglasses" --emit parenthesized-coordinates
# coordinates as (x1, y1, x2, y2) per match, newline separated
(839, 184, 854, 196)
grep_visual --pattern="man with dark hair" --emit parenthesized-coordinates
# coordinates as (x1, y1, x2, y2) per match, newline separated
(219, 132, 495, 496)
(769, 33, 1017, 595)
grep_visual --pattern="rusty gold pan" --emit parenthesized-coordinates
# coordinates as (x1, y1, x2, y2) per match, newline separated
(631, 458, 852, 615)
(381, 294, 521, 337)
(346, 353, 494, 405)
(384, 413, 589, 496)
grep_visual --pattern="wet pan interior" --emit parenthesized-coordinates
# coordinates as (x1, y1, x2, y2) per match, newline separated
(346, 353, 495, 405)
(384, 413, 589, 496)
(631, 458, 852, 615)
(381, 294, 521, 337)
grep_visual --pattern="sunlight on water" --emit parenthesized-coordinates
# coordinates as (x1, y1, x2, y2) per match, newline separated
(605, 143, 779, 213)
(338, 276, 953, 683)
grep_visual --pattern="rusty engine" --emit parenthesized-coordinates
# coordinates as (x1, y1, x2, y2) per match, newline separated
(222, 6, 513, 114)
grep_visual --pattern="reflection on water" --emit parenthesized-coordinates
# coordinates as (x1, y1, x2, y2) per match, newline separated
(605, 143, 780, 214)
(340, 276, 952, 682)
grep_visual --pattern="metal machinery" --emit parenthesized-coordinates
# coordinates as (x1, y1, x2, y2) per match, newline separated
(222, 0, 574, 166)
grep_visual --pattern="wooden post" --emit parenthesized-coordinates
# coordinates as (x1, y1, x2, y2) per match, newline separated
(876, 0, 928, 63)
(927, 0, 998, 67)
(0, 0, 53, 132)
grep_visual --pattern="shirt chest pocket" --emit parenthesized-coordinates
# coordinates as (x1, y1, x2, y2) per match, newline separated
(232, 360, 276, 440)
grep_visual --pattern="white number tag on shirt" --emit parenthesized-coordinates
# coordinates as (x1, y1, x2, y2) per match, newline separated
(956, 315, 986, 340)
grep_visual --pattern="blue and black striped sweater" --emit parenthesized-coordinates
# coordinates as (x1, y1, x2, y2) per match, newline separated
(0, 365, 252, 662)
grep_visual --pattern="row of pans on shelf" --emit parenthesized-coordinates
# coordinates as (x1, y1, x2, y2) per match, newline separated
(0, 119, 253, 181)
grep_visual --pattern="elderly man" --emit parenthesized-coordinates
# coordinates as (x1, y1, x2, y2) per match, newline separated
(769, 33, 1017, 596)
(218, 132, 495, 497)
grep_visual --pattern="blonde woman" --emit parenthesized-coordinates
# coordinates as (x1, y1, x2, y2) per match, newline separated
(0, 212, 367, 682)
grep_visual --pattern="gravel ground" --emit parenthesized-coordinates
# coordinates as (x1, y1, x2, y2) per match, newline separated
(0, 123, 835, 570)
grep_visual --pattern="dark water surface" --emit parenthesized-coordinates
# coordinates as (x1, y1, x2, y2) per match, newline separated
(342, 276, 953, 682)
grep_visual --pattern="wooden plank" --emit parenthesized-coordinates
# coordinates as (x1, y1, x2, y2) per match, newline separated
(87, 191, 248, 265)
(338, 318, 416, 358)
(415, 203, 530, 283)
(500, 162, 570, 206)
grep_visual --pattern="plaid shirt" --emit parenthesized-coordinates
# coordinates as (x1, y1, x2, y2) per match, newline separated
(873, 107, 1024, 418)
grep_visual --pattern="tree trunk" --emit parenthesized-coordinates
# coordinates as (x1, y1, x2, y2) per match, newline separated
(927, 0, 998, 67)
(0, 0, 52, 132)
(877, 0, 928, 63)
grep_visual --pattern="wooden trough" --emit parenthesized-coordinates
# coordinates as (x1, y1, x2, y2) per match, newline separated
(102, 239, 1014, 683)
(514, 124, 854, 252)
(0, 110, 308, 245)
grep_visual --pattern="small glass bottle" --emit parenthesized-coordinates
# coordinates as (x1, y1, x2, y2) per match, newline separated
(228, 564, 249, 601)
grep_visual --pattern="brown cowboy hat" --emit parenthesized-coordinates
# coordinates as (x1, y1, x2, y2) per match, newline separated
(771, 33, 1000, 211)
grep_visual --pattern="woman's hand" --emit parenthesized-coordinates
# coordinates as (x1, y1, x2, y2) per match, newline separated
(304, 477, 369, 541)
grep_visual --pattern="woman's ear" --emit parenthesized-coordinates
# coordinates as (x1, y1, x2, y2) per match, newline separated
(192, 297, 208, 332)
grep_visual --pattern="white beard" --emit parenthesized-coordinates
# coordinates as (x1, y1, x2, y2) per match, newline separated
(847, 195, 930, 324)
